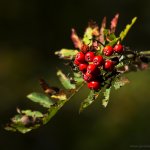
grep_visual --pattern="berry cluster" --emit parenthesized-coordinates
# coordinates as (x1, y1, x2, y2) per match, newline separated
(74, 43, 124, 91)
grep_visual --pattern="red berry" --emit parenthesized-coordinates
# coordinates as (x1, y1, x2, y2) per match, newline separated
(85, 52, 95, 62)
(93, 55, 104, 66)
(104, 60, 114, 71)
(79, 63, 88, 72)
(113, 44, 123, 53)
(75, 52, 85, 63)
(87, 64, 97, 74)
(83, 72, 95, 82)
(74, 59, 80, 66)
(81, 44, 89, 53)
(87, 81, 100, 90)
(103, 45, 114, 56)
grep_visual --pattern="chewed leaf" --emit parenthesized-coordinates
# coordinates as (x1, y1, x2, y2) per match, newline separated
(71, 28, 82, 49)
(79, 90, 100, 113)
(43, 100, 67, 125)
(27, 92, 55, 108)
(73, 72, 84, 86)
(102, 87, 111, 107)
(55, 49, 78, 60)
(114, 77, 130, 90)
(21, 110, 43, 118)
(83, 27, 93, 45)
(108, 37, 119, 46)
(109, 17, 137, 46)
(5, 113, 41, 134)
(57, 70, 76, 89)
(5, 124, 32, 134)
(119, 17, 137, 41)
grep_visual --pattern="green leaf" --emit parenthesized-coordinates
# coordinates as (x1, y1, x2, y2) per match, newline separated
(108, 33, 116, 41)
(113, 77, 130, 90)
(21, 110, 43, 118)
(108, 37, 119, 46)
(5, 124, 32, 134)
(43, 100, 67, 124)
(27, 92, 54, 108)
(103, 29, 109, 36)
(5, 113, 40, 134)
(57, 70, 76, 89)
(102, 87, 111, 107)
(119, 17, 137, 41)
(83, 27, 93, 45)
(73, 72, 84, 85)
(108, 17, 137, 46)
(55, 49, 78, 60)
(79, 90, 100, 113)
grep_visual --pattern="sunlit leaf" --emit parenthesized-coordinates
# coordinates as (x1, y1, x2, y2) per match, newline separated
(109, 17, 137, 46)
(5, 114, 40, 134)
(51, 93, 67, 101)
(57, 70, 76, 89)
(113, 77, 130, 90)
(27, 92, 55, 108)
(21, 110, 43, 118)
(73, 72, 84, 85)
(43, 100, 66, 124)
(79, 90, 100, 112)
(102, 87, 111, 107)
(119, 17, 137, 41)
(83, 27, 93, 45)
(55, 49, 78, 60)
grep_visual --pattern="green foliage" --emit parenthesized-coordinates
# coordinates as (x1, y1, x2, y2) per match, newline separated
(6, 15, 144, 134)
(109, 17, 137, 46)
(113, 77, 130, 90)
(119, 17, 137, 41)
(83, 27, 93, 45)
(21, 110, 43, 117)
(55, 49, 78, 60)
(79, 90, 100, 113)
(102, 87, 111, 107)
(27, 92, 55, 108)
(57, 70, 76, 89)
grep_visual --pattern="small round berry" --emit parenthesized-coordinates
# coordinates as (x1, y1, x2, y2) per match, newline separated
(87, 64, 97, 74)
(75, 52, 85, 63)
(83, 72, 94, 82)
(87, 81, 100, 90)
(104, 60, 114, 71)
(79, 63, 88, 72)
(74, 59, 80, 66)
(103, 45, 114, 56)
(113, 44, 123, 53)
(81, 44, 89, 53)
(93, 55, 104, 66)
(85, 52, 95, 62)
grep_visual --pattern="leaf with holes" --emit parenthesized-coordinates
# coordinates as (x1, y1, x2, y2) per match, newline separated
(55, 49, 78, 60)
(57, 70, 76, 89)
(102, 87, 111, 107)
(79, 90, 100, 113)
(113, 77, 130, 90)
(27, 92, 55, 108)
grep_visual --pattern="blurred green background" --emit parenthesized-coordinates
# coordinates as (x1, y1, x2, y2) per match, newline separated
(0, 0, 150, 150)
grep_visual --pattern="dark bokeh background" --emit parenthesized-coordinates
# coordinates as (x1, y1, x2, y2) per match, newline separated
(0, 0, 150, 150)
